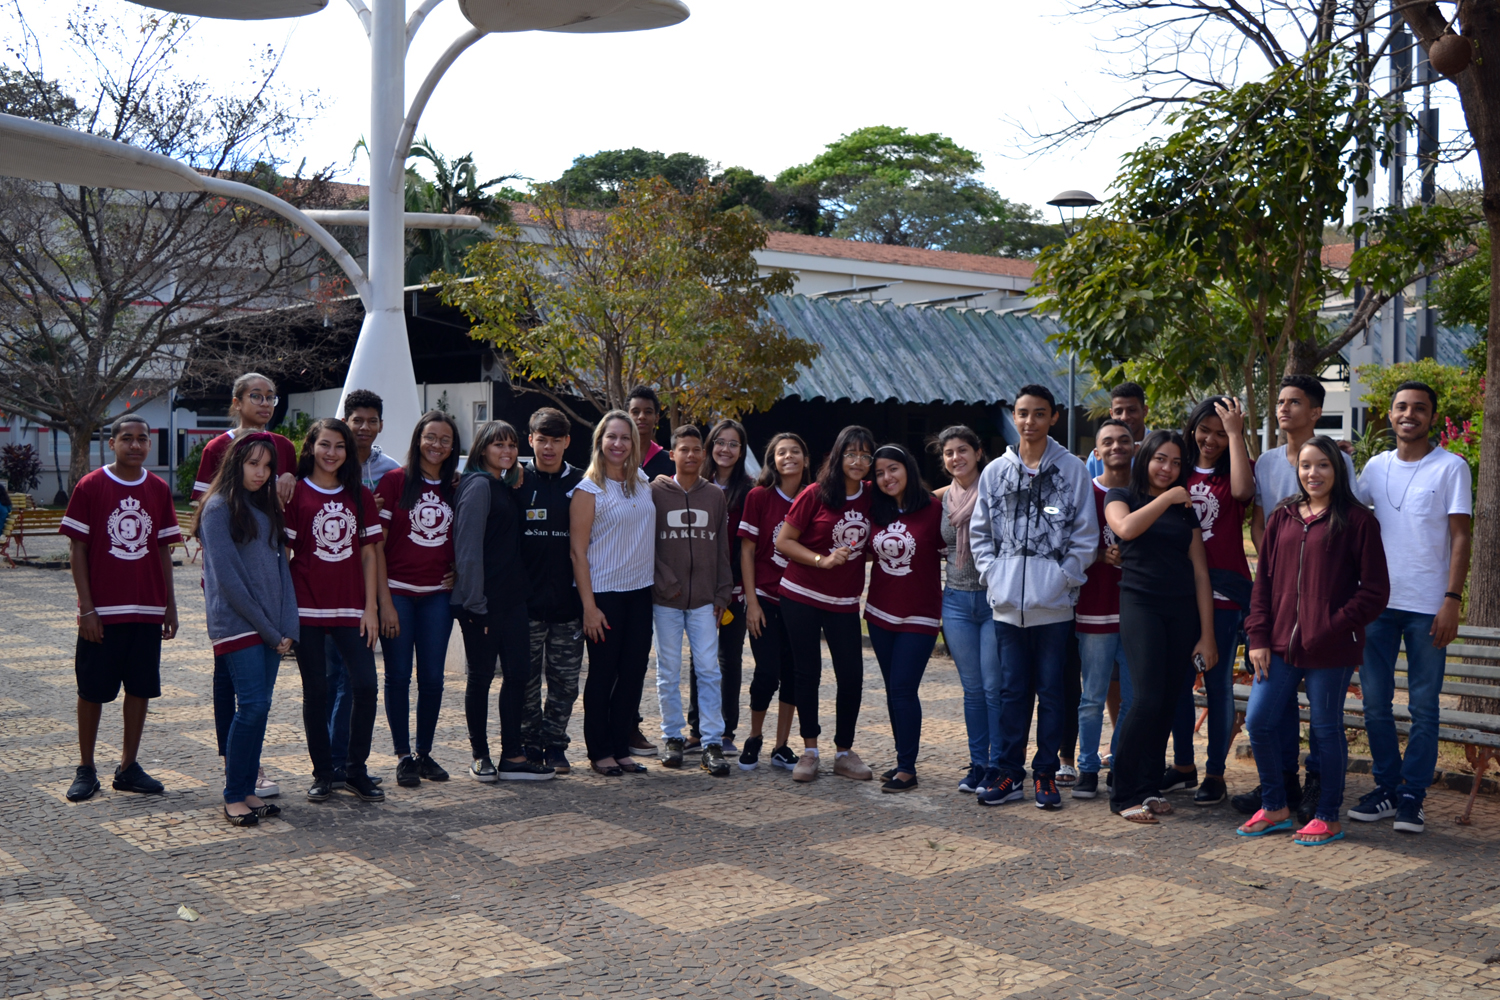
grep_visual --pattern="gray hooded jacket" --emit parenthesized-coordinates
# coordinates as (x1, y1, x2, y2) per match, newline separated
(968, 437, 1098, 627)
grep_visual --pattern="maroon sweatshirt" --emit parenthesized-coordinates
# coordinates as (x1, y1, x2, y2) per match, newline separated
(1244, 503, 1389, 669)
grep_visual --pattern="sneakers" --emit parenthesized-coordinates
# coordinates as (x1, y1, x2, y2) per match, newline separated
(833, 750, 873, 780)
(395, 756, 421, 788)
(417, 753, 450, 781)
(1194, 775, 1226, 806)
(721, 738, 738, 755)
(1231, 784, 1263, 815)
(1393, 794, 1425, 834)
(470, 757, 498, 783)
(524, 745, 545, 764)
(1056, 764, 1078, 786)
(684, 735, 702, 751)
(738, 735, 763, 771)
(792, 750, 819, 782)
(1297, 773, 1321, 825)
(1072, 771, 1099, 799)
(701, 744, 731, 776)
(770, 745, 798, 770)
(976, 775, 1024, 806)
(661, 737, 686, 769)
(112, 762, 164, 794)
(330, 767, 348, 791)
(544, 748, 571, 775)
(958, 764, 988, 793)
(344, 767, 385, 802)
(66, 765, 100, 802)
(1348, 787, 1399, 823)
(1034, 774, 1062, 809)
(1234, 772, 1302, 815)
(306, 777, 333, 801)
(1160, 766, 1198, 793)
(255, 769, 280, 798)
(977, 766, 1002, 794)
(628, 727, 658, 756)
(498, 759, 556, 781)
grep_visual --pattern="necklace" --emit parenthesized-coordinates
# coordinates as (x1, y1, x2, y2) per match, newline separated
(1385, 448, 1430, 512)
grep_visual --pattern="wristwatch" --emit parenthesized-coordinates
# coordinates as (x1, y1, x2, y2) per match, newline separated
(814, 554, 822, 567)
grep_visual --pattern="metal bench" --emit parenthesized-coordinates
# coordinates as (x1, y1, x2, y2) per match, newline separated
(1219, 624, 1500, 826)
(3, 507, 66, 567)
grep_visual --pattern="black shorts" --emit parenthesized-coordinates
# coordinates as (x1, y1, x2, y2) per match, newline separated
(75, 622, 162, 704)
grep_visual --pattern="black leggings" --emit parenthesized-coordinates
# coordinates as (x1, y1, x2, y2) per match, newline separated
(1110, 589, 1199, 811)
(295, 624, 377, 780)
(747, 601, 797, 713)
(460, 600, 531, 761)
(582, 587, 655, 762)
(780, 596, 864, 747)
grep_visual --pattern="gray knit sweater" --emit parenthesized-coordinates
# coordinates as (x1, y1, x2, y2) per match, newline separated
(199, 495, 300, 649)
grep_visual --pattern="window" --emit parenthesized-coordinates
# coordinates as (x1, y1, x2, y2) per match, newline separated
(472, 401, 488, 442)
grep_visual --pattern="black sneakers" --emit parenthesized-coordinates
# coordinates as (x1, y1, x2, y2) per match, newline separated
(344, 767, 385, 802)
(1160, 766, 1198, 793)
(469, 757, 498, 782)
(307, 777, 333, 801)
(396, 756, 421, 788)
(661, 737, 685, 769)
(1071, 771, 1099, 799)
(738, 735, 763, 771)
(1297, 773, 1321, 825)
(112, 762, 164, 794)
(1194, 775, 1226, 805)
(66, 765, 100, 802)
(701, 744, 731, 776)
(770, 745, 798, 770)
(1393, 794, 1426, 834)
(417, 753, 450, 782)
(497, 759, 556, 781)
(544, 748, 571, 775)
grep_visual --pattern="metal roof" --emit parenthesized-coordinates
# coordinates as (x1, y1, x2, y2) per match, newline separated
(1330, 315, 1479, 369)
(768, 294, 1090, 407)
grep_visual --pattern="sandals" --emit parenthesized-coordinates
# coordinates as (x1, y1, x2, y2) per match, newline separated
(223, 805, 259, 827)
(1120, 805, 1158, 824)
(1294, 819, 1345, 846)
(1237, 808, 1295, 838)
(1143, 796, 1174, 816)
(590, 761, 623, 777)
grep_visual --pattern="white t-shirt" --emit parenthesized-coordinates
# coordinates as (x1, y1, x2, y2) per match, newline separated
(1359, 446, 1472, 614)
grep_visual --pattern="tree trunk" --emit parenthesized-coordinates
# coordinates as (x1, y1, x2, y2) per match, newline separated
(67, 424, 93, 492)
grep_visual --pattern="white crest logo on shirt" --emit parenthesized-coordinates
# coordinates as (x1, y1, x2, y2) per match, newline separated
(408, 490, 452, 548)
(830, 509, 869, 555)
(1189, 482, 1220, 541)
(106, 495, 152, 561)
(872, 520, 916, 577)
(770, 519, 789, 568)
(1101, 523, 1118, 548)
(311, 501, 357, 562)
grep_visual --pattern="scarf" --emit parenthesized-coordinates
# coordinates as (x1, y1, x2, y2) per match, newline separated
(946, 478, 980, 568)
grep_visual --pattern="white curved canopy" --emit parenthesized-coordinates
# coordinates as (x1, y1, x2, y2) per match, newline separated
(125, 0, 328, 19)
(0, 112, 203, 192)
(459, 0, 686, 33)
(543, 0, 689, 32)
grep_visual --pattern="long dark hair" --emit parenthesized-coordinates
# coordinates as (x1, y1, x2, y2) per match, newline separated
(1128, 429, 1188, 501)
(297, 418, 365, 537)
(816, 425, 875, 507)
(1274, 435, 1363, 537)
(193, 433, 284, 547)
(755, 432, 813, 492)
(1183, 396, 1234, 479)
(869, 443, 932, 527)
(705, 418, 753, 510)
(401, 410, 462, 510)
(467, 420, 522, 487)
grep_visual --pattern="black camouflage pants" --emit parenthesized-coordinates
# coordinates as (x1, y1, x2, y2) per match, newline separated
(521, 618, 584, 750)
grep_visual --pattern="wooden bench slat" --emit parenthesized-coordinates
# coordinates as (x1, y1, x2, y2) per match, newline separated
(1227, 685, 1500, 734)
(1208, 694, 1500, 748)
(1458, 625, 1500, 641)
(1443, 643, 1500, 661)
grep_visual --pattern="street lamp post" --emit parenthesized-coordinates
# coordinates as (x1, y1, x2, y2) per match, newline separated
(1046, 189, 1101, 455)
(0, 0, 690, 449)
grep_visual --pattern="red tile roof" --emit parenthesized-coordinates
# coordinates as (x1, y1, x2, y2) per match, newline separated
(1323, 243, 1354, 268)
(762, 231, 1037, 279)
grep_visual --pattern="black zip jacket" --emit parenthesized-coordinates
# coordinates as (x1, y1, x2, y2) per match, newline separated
(520, 461, 585, 622)
(451, 471, 526, 618)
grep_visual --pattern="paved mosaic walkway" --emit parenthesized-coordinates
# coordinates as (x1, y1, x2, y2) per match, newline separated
(2, 563, 1498, 999)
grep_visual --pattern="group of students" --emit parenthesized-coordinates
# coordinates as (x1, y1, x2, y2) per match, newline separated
(57, 369, 1470, 845)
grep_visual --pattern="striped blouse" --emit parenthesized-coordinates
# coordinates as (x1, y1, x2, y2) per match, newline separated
(575, 470, 655, 593)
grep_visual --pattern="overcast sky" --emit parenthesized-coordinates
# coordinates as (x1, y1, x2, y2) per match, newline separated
(12, 0, 1477, 221)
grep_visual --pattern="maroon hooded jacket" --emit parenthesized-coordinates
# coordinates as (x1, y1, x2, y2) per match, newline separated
(1245, 502, 1389, 669)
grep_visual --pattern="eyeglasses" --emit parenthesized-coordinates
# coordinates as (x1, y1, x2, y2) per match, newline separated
(844, 452, 874, 465)
(245, 392, 279, 406)
(420, 434, 452, 446)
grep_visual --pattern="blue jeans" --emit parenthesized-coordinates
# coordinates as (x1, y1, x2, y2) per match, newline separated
(993, 619, 1071, 781)
(654, 605, 723, 745)
(1245, 655, 1353, 821)
(222, 643, 281, 803)
(943, 588, 1002, 769)
(869, 623, 936, 773)
(1361, 608, 1445, 802)
(1170, 608, 1241, 775)
(1076, 631, 1133, 774)
(325, 636, 352, 772)
(379, 591, 452, 759)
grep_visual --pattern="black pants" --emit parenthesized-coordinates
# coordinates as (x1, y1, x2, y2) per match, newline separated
(780, 596, 864, 748)
(747, 601, 797, 713)
(582, 587, 655, 762)
(1059, 628, 1082, 761)
(460, 600, 531, 761)
(1110, 589, 1199, 811)
(295, 625, 377, 780)
(689, 599, 746, 741)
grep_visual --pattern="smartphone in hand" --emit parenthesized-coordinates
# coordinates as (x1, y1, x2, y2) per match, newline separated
(1192, 652, 1209, 673)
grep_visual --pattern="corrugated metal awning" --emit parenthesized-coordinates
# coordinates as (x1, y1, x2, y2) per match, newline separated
(769, 294, 1089, 407)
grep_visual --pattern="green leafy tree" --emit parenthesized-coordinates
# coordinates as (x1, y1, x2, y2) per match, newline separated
(402, 138, 517, 284)
(777, 125, 982, 197)
(551, 148, 712, 208)
(435, 178, 818, 427)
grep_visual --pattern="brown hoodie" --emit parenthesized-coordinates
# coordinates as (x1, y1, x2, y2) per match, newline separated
(651, 474, 733, 610)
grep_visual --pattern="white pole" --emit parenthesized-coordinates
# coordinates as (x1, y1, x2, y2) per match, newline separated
(341, 0, 421, 450)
